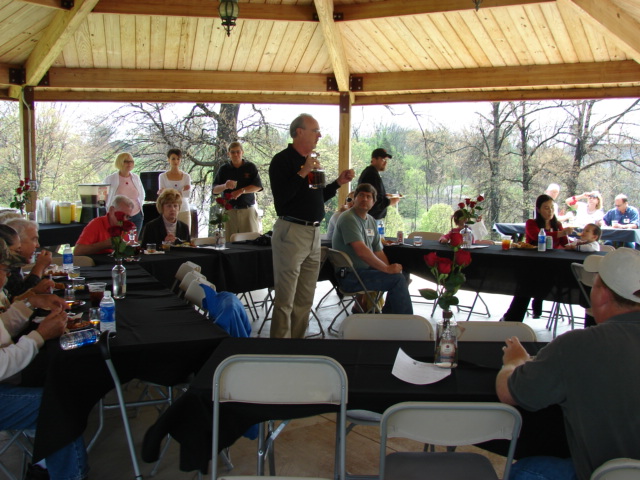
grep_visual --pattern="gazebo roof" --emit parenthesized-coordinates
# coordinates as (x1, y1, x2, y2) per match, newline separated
(1, 0, 640, 105)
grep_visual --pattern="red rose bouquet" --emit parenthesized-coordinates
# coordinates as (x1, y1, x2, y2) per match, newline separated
(10, 178, 32, 215)
(210, 193, 233, 229)
(108, 211, 137, 258)
(456, 195, 485, 225)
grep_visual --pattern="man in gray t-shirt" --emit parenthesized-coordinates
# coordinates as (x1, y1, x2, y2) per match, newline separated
(332, 183, 412, 315)
(496, 248, 640, 480)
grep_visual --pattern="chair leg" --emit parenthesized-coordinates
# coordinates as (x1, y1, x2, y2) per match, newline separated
(86, 398, 105, 452)
(305, 309, 326, 338)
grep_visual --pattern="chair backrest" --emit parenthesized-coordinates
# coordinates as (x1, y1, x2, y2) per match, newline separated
(340, 314, 434, 340)
(600, 245, 615, 252)
(179, 270, 205, 294)
(591, 458, 640, 480)
(456, 321, 537, 342)
(212, 354, 348, 479)
(326, 248, 354, 270)
(184, 279, 216, 310)
(380, 401, 522, 480)
(192, 237, 216, 246)
(326, 249, 377, 303)
(230, 231, 261, 242)
(50, 255, 95, 267)
(408, 231, 442, 241)
(571, 262, 595, 309)
(174, 261, 201, 281)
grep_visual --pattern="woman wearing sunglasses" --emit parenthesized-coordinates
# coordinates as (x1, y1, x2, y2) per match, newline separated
(327, 191, 356, 238)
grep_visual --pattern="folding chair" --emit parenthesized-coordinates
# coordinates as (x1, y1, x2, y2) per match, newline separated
(178, 270, 206, 298)
(184, 279, 216, 313)
(171, 261, 202, 293)
(379, 402, 522, 480)
(456, 321, 537, 342)
(590, 458, 640, 480)
(229, 232, 261, 242)
(212, 354, 348, 480)
(192, 237, 217, 246)
(51, 255, 95, 266)
(325, 248, 383, 334)
(338, 314, 433, 479)
(0, 429, 32, 480)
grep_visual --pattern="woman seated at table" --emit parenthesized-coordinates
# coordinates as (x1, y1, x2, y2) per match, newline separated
(502, 194, 574, 322)
(439, 210, 493, 245)
(327, 191, 355, 239)
(140, 189, 190, 248)
(565, 190, 604, 227)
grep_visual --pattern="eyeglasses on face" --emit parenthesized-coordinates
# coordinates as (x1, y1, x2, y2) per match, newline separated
(123, 160, 134, 164)
(302, 127, 321, 134)
(588, 195, 598, 198)
(346, 198, 353, 202)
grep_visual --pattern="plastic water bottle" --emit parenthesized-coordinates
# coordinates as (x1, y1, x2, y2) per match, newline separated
(62, 244, 73, 272)
(100, 291, 116, 333)
(377, 220, 385, 237)
(59, 329, 98, 350)
(538, 229, 546, 252)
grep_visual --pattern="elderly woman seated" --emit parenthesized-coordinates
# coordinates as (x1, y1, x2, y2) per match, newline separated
(140, 188, 191, 248)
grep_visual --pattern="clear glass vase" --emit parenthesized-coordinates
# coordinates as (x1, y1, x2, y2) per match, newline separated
(460, 223, 474, 249)
(434, 309, 458, 368)
(112, 258, 127, 299)
(214, 226, 226, 250)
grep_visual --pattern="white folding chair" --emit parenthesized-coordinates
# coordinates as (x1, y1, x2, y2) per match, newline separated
(0, 429, 33, 480)
(230, 232, 261, 242)
(590, 458, 640, 480)
(50, 255, 95, 266)
(379, 402, 522, 480)
(600, 245, 616, 252)
(184, 279, 216, 313)
(456, 321, 537, 342)
(171, 261, 202, 293)
(192, 237, 217, 246)
(407, 231, 442, 242)
(212, 354, 348, 480)
(178, 270, 206, 298)
(338, 314, 433, 479)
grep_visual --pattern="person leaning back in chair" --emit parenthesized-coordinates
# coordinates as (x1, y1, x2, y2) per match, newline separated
(496, 247, 640, 480)
(332, 183, 412, 315)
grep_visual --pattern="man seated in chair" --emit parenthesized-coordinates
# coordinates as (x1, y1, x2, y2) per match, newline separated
(332, 183, 412, 314)
(74, 195, 134, 256)
(496, 247, 640, 480)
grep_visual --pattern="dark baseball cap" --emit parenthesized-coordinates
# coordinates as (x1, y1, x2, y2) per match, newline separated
(371, 148, 392, 159)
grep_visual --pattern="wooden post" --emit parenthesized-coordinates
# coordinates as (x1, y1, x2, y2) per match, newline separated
(338, 91, 353, 206)
(20, 87, 38, 216)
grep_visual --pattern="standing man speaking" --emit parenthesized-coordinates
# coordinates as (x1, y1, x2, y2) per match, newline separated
(269, 114, 354, 338)
(357, 148, 401, 221)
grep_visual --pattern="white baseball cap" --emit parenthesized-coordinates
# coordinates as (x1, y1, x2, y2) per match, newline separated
(584, 247, 640, 303)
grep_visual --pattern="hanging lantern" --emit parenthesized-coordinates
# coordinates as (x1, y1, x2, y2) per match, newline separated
(219, 0, 240, 37)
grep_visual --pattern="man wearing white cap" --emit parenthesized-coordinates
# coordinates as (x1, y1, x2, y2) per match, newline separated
(495, 247, 640, 480)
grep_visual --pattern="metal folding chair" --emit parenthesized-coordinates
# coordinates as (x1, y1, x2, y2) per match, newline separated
(0, 429, 33, 480)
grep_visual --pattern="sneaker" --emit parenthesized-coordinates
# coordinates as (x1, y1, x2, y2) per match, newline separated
(25, 464, 50, 480)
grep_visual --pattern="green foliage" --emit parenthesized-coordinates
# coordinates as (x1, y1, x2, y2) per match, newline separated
(418, 203, 454, 234)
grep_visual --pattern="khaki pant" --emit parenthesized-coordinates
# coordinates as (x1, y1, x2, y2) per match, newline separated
(270, 219, 321, 338)
(225, 207, 260, 241)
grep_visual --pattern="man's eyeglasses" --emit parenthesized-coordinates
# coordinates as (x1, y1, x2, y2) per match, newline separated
(346, 198, 353, 202)
(303, 128, 322, 134)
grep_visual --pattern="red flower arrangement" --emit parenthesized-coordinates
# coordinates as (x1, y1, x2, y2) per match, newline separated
(10, 178, 32, 214)
(210, 193, 233, 228)
(109, 211, 137, 258)
(457, 195, 485, 224)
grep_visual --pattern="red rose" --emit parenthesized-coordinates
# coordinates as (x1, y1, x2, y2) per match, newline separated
(455, 249, 472, 267)
(108, 225, 123, 237)
(424, 252, 438, 267)
(114, 211, 127, 222)
(122, 220, 136, 232)
(469, 201, 476, 208)
(23, 184, 30, 191)
(224, 203, 233, 210)
(215, 197, 225, 205)
(16, 187, 22, 195)
(437, 257, 452, 275)
(224, 192, 232, 200)
(449, 232, 463, 247)
(25, 177, 29, 183)
(477, 195, 484, 202)
(19, 180, 24, 187)
(465, 198, 471, 205)
(458, 202, 465, 209)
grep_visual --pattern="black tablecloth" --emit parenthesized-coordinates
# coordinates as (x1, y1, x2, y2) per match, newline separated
(494, 223, 640, 244)
(37, 222, 88, 247)
(142, 337, 568, 473)
(385, 240, 604, 305)
(26, 264, 228, 461)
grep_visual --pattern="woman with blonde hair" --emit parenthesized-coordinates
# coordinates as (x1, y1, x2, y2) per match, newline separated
(104, 152, 145, 234)
(139, 188, 190, 248)
(327, 191, 355, 238)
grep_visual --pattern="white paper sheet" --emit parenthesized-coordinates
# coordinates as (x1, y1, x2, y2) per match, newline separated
(391, 348, 451, 385)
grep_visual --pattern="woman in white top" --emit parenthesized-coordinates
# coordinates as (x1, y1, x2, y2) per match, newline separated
(104, 152, 145, 234)
(565, 191, 604, 228)
(158, 148, 192, 231)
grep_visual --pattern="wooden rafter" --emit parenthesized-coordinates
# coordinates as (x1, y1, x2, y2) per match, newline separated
(314, 0, 350, 91)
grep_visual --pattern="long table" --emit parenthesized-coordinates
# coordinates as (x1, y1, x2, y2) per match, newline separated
(141, 337, 568, 473)
(385, 240, 603, 305)
(494, 222, 640, 244)
(23, 264, 228, 462)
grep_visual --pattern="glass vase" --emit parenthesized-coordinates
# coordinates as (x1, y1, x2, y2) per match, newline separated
(460, 223, 474, 249)
(112, 258, 127, 299)
(214, 226, 226, 250)
(434, 309, 458, 368)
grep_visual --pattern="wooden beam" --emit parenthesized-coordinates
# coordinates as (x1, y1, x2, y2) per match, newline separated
(314, 0, 351, 91)
(46, 68, 330, 92)
(558, 0, 640, 64)
(360, 61, 640, 92)
(23, 0, 100, 88)
(353, 86, 640, 105)
(20, 0, 61, 9)
(92, 0, 315, 22)
(338, 91, 353, 206)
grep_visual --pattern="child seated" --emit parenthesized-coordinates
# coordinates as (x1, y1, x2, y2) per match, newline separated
(439, 210, 492, 245)
(564, 223, 601, 252)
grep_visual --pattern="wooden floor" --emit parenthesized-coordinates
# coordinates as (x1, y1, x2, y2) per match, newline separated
(1, 277, 577, 479)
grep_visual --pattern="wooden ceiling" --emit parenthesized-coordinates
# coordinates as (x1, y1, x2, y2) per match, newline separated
(1, 0, 640, 105)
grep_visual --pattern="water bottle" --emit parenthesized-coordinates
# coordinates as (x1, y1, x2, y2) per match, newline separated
(59, 329, 98, 350)
(99, 291, 117, 333)
(377, 220, 385, 237)
(538, 229, 546, 252)
(62, 244, 73, 272)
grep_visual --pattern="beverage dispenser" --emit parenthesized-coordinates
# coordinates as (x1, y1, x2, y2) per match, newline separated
(78, 184, 110, 223)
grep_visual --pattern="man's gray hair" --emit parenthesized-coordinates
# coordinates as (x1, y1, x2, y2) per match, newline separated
(111, 195, 134, 209)
(5, 218, 38, 238)
(290, 114, 315, 138)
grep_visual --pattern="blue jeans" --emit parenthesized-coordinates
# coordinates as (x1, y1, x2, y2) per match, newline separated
(510, 456, 577, 480)
(341, 268, 413, 314)
(130, 211, 144, 235)
(0, 384, 88, 480)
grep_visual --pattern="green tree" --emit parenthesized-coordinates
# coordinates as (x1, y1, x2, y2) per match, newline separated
(418, 203, 454, 234)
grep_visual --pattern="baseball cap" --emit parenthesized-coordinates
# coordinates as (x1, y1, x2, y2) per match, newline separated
(0, 238, 25, 268)
(584, 248, 640, 303)
(371, 148, 392, 159)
